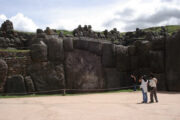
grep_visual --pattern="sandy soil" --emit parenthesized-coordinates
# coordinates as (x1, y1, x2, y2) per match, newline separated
(0, 91, 180, 120)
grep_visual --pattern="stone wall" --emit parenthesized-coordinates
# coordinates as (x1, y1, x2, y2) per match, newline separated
(0, 20, 180, 94)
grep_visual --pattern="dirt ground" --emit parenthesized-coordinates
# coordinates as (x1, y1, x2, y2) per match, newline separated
(0, 91, 180, 120)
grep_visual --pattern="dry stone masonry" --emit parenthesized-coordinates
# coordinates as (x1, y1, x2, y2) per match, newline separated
(0, 20, 180, 94)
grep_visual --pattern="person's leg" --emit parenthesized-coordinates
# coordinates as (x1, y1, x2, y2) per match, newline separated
(141, 89, 145, 103)
(144, 92, 148, 103)
(134, 84, 136, 91)
(154, 87, 158, 102)
(150, 88, 154, 102)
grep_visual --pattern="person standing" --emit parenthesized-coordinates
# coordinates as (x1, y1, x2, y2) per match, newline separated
(149, 74, 158, 103)
(130, 74, 136, 91)
(139, 76, 148, 103)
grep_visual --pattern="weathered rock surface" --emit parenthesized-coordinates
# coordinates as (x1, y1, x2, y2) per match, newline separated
(47, 37, 64, 63)
(4, 75, 26, 94)
(24, 76, 35, 92)
(0, 59, 8, 92)
(27, 62, 65, 92)
(102, 42, 115, 67)
(166, 31, 180, 91)
(30, 41, 47, 62)
(65, 49, 105, 89)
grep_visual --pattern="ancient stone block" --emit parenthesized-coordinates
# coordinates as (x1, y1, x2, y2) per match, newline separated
(27, 62, 65, 92)
(150, 51, 164, 73)
(166, 31, 180, 91)
(63, 37, 73, 51)
(104, 68, 121, 88)
(116, 45, 131, 72)
(64, 49, 105, 89)
(151, 38, 165, 51)
(102, 42, 115, 67)
(30, 41, 47, 62)
(0, 59, 8, 92)
(4, 75, 26, 94)
(47, 37, 64, 62)
(24, 76, 35, 92)
(88, 39, 102, 55)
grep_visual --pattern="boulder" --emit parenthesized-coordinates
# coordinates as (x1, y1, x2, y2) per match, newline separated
(102, 42, 115, 67)
(0, 59, 8, 92)
(30, 41, 47, 62)
(47, 37, 64, 62)
(64, 49, 105, 89)
(1, 20, 14, 32)
(24, 76, 35, 93)
(4, 75, 26, 94)
(63, 37, 73, 51)
(27, 62, 65, 92)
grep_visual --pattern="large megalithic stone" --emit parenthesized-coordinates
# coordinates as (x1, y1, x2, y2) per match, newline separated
(88, 39, 102, 56)
(102, 42, 115, 67)
(27, 62, 65, 92)
(63, 37, 74, 52)
(166, 31, 180, 91)
(73, 37, 89, 50)
(0, 59, 8, 92)
(4, 75, 26, 94)
(134, 40, 151, 68)
(149, 51, 165, 73)
(64, 49, 105, 89)
(47, 37, 64, 63)
(104, 68, 121, 88)
(24, 76, 35, 93)
(151, 38, 165, 51)
(30, 41, 47, 62)
(116, 45, 131, 72)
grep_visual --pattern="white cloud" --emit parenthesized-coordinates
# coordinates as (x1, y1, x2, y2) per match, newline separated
(0, 14, 7, 25)
(1, 0, 180, 32)
(10, 13, 38, 32)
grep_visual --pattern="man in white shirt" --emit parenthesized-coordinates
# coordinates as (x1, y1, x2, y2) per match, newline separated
(149, 74, 158, 103)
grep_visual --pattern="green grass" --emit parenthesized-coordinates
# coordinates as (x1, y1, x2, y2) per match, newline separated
(56, 30, 73, 36)
(0, 49, 30, 53)
(0, 89, 137, 99)
(143, 25, 180, 35)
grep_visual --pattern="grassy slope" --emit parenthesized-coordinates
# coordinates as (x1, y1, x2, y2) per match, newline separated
(143, 25, 180, 35)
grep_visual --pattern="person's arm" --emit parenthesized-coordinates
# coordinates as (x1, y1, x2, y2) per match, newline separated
(134, 76, 136, 82)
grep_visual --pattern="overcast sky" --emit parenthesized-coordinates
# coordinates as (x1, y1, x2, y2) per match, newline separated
(0, 0, 180, 32)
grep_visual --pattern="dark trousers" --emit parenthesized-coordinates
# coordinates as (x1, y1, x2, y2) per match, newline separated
(150, 87, 158, 102)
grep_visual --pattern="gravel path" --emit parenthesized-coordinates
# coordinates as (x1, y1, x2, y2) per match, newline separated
(0, 91, 180, 120)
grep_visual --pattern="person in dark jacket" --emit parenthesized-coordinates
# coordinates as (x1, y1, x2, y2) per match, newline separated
(130, 74, 137, 91)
